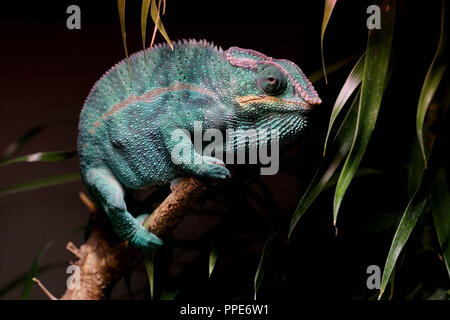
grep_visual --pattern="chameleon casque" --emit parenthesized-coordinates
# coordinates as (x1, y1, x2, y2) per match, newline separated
(78, 39, 321, 251)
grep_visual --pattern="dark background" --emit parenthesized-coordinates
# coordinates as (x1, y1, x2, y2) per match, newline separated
(0, 0, 446, 299)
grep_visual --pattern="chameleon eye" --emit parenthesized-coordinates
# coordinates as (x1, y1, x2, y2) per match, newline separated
(257, 65, 286, 96)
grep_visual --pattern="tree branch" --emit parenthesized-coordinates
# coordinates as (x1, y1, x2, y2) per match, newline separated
(34, 177, 207, 300)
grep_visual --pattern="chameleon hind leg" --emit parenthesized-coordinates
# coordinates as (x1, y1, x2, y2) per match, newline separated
(84, 166, 163, 251)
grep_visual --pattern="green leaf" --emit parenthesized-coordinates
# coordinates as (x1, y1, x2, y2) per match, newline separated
(378, 189, 427, 299)
(323, 53, 365, 156)
(21, 240, 56, 299)
(430, 168, 450, 278)
(0, 125, 45, 161)
(0, 150, 77, 167)
(21, 226, 84, 299)
(323, 167, 382, 192)
(407, 137, 425, 198)
(141, 0, 152, 62)
(117, 0, 131, 76)
(160, 288, 180, 300)
(320, 0, 338, 84)
(144, 251, 156, 300)
(209, 241, 218, 278)
(416, 0, 447, 166)
(0, 172, 81, 197)
(254, 232, 278, 300)
(333, 0, 395, 225)
(0, 262, 64, 298)
(309, 53, 359, 84)
(289, 90, 360, 239)
(358, 210, 401, 234)
(426, 287, 449, 300)
(405, 282, 422, 300)
(151, 0, 173, 49)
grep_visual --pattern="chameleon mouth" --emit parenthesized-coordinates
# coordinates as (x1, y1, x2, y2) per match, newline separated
(235, 95, 311, 111)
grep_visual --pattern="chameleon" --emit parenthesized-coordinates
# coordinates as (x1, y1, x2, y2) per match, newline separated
(78, 39, 321, 251)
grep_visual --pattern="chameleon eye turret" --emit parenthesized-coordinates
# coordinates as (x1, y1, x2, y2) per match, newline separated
(78, 39, 321, 250)
(257, 65, 287, 96)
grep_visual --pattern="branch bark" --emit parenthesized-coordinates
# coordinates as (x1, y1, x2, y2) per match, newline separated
(39, 177, 207, 300)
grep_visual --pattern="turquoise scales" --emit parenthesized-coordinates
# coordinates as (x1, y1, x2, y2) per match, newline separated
(78, 39, 321, 250)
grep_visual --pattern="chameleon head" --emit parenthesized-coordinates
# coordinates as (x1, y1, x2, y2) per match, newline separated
(226, 47, 321, 144)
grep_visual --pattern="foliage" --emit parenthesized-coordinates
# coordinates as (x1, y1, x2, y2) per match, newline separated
(1, 0, 448, 300)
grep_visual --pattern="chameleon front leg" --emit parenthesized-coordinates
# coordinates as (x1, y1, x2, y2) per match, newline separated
(84, 166, 163, 251)
(162, 123, 231, 181)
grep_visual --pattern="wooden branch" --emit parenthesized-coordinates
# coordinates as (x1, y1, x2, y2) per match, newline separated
(35, 177, 207, 300)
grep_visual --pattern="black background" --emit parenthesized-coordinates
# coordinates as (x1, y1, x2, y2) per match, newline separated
(0, 0, 447, 300)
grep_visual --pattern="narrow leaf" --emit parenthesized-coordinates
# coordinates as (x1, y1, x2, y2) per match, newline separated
(209, 241, 218, 278)
(141, 0, 151, 62)
(144, 251, 156, 300)
(323, 167, 382, 192)
(430, 168, 450, 278)
(1, 125, 45, 161)
(320, 0, 338, 84)
(151, 0, 173, 49)
(117, 0, 131, 76)
(0, 262, 63, 298)
(426, 287, 449, 300)
(21, 241, 57, 299)
(308, 52, 359, 84)
(21, 226, 84, 299)
(323, 53, 365, 156)
(0, 172, 81, 197)
(254, 232, 278, 300)
(289, 91, 360, 239)
(333, 0, 395, 225)
(378, 188, 427, 299)
(160, 288, 180, 300)
(407, 137, 425, 198)
(0, 150, 77, 167)
(416, 0, 447, 166)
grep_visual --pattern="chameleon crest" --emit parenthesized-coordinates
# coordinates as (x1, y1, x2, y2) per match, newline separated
(78, 39, 321, 250)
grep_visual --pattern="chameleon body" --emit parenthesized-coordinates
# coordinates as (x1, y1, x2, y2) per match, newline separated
(78, 39, 321, 250)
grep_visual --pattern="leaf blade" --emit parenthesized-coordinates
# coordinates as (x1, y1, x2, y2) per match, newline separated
(0, 172, 81, 197)
(0, 262, 63, 298)
(333, 0, 395, 225)
(378, 189, 427, 299)
(21, 226, 84, 299)
(1, 125, 45, 161)
(320, 0, 338, 84)
(254, 232, 278, 300)
(144, 251, 156, 300)
(150, 0, 173, 49)
(289, 91, 360, 238)
(323, 53, 365, 156)
(141, 0, 152, 61)
(308, 52, 359, 84)
(407, 137, 425, 198)
(209, 241, 218, 278)
(430, 168, 450, 278)
(117, 0, 131, 76)
(0, 150, 77, 167)
(416, 0, 447, 166)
